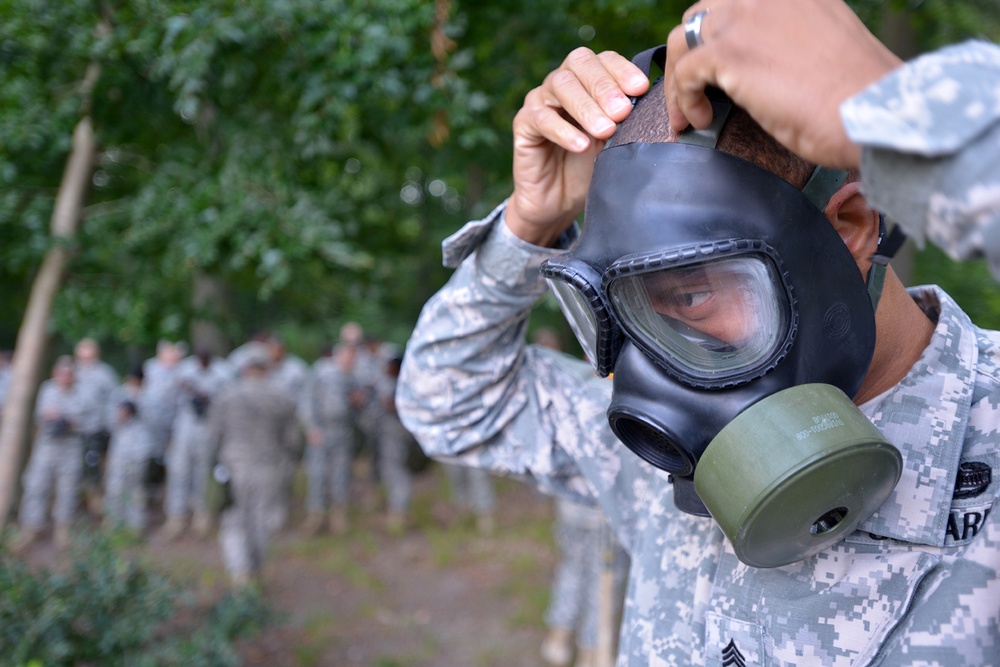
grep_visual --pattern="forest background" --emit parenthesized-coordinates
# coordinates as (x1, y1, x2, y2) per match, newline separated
(2, 0, 1000, 519)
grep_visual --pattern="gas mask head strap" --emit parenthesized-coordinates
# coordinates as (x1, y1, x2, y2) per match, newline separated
(629, 46, 731, 148)
(801, 167, 907, 313)
(865, 217, 907, 311)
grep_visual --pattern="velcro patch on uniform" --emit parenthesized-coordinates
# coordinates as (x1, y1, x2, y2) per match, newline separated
(945, 456, 996, 547)
(944, 502, 993, 546)
(704, 613, 764, 667)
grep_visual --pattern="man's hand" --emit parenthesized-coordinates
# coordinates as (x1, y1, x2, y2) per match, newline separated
(507, 48, 649, 247)
(664, 0, 902, 169)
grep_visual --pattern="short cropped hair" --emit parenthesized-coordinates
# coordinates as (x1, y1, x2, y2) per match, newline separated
(606, 78, 816, 190)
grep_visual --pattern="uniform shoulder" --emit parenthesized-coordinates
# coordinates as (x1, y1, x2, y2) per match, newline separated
(974, 326, 1000, 394)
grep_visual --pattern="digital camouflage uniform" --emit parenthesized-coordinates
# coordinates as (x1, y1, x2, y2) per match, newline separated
(209, 373, 300, 581)
(351, 343, 385, 454)
(270, 353, 310, 403)
(73, 359, 119, 490)
(74, 360, 119, 434)
(142, 356, 182, 460)
(373, 368, 413, 515)
(104, 408, 154, 531)
(164, 355, 232, 522)
(18, 379, 90, 530)
(398, 42, 1000, 667)
(441, 462, 496, 518)
(842, 41, 1000, 279)
(546, 496, 627, 652)
(300, 355, 356, 514)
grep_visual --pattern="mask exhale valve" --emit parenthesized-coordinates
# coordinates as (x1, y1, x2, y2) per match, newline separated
(693, 384, 902, 568)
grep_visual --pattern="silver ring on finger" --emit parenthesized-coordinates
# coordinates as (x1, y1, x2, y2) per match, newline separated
(684, 10, 709, 50)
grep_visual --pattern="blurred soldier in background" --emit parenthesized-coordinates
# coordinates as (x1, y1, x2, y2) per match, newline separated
(542, 497, 628, 667)
(102, 367, 152, 532)
(103, 399, 154, 535)
(73, 338, 119, 515)
(266, 335, 309, 402)
(339, 324, 379, 467)
(373, 354, 413, 533)
(13, 356, 90, 552)
(209, 342, 300, 588)
(159, 348, 233, 541)
(227, 331, 270, 372)
(442, 463, 497, 536)
(142, 340, 187, 489)
(299, 343, 358, 537)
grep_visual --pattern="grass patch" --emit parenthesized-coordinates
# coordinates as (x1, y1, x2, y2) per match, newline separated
(293, 611, 338, 667)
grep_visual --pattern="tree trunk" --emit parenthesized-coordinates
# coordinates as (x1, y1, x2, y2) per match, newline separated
(191, 272, 233, 356)
(0, 116, 96, 528)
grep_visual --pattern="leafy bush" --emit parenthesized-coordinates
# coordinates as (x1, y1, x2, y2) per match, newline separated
(0, 533, 269, 667)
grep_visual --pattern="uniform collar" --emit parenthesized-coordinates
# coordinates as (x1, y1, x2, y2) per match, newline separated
(858, 286, 978, 546)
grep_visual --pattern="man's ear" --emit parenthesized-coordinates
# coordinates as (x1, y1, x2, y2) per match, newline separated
(824, 181, 880, 269)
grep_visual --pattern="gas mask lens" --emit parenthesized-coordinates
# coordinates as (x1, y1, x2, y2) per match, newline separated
(541, 259, 621, 376)
(547, 279, 600, 365)
(608, 254, 791, 383)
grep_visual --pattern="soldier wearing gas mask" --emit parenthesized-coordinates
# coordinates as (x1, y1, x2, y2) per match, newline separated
(399, 38, 999, 667)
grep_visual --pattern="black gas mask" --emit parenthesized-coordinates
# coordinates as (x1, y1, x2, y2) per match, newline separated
(539, 53, 904, 568)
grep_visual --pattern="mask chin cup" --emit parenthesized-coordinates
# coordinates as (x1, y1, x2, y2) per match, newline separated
(693, 384, 902, 568)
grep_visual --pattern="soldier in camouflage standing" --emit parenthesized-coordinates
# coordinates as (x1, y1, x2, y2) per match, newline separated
(13, 357, 91, 552)
(209, 343, 300, 588)
(265, 335, 309, 402)
(343, 328, 382, 483)
(142, 340, 186, 489)
(159, 348, 233, 541)
(299, 343, 358, 536)
(398, 9, 1000, 664)
(103, 398, 154, 534)
(373, 354, 414, 533)
(73, 338, 119, 515)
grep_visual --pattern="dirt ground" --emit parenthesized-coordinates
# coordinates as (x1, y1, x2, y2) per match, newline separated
(19, 461, 564, 667)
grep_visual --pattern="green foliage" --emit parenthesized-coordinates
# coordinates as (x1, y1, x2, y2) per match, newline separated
(2, 0, 998, 354)
(848, 0, 1000, 44)
(913, 245, 1000, 330)
(0, 0, 687, 353)
(0, 532, 269, 667)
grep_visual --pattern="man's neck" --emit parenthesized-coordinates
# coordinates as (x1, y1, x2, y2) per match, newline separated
(853, 270, 935, 406)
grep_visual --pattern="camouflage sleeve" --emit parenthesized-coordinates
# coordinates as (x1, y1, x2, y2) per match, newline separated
(396, 203, 607, 491)
(398, 202, 564, 459)
(841, 40, 1000, 278)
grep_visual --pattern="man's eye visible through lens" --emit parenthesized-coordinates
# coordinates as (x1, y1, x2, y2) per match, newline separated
(678, 290, 711, 309)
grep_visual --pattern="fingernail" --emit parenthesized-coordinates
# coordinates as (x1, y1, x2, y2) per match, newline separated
(608, 96, 631, 114)
(594, 117, 616, 134)
(571, 135, 591, 151)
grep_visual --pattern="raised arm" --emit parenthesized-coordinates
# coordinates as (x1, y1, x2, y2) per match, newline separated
(662, 0, 1000, 275)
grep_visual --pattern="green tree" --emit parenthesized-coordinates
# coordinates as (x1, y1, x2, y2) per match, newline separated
(2, 0, 999, 526)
